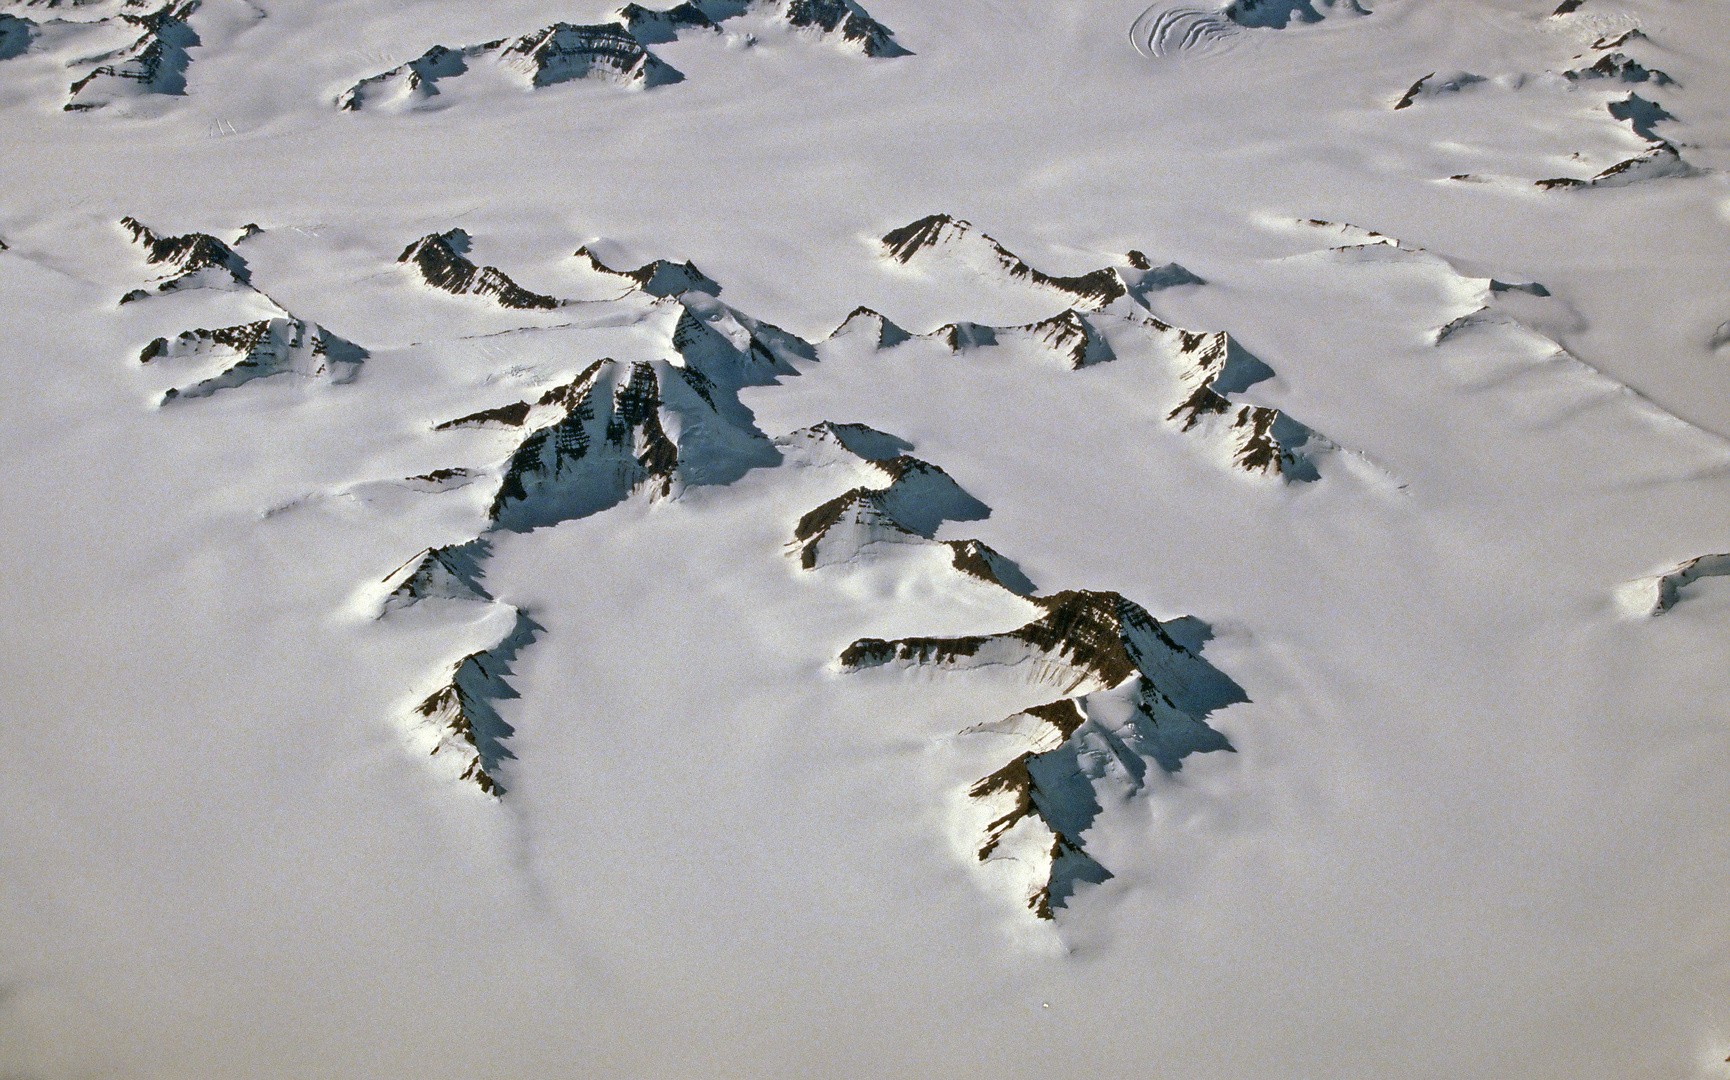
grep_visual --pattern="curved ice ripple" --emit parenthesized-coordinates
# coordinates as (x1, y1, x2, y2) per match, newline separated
(1130, 4, 1241, 59)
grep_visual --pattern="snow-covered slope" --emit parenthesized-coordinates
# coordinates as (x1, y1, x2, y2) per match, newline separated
(4, 1, 1730, 1078)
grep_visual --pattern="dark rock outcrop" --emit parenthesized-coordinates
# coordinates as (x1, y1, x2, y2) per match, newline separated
(398, 230, 561, 309)
(614, 1, 717, 43)
(411, 610, 541, 796)
(66, 0, 200, 112)
(120, 215, 250, 298)
(146, 317, 366, 403)
(491, 21, 682, 87)
(881, 214, 1197, 312)
(779, 0, 908, 57)
(575, 245, 719, 297)
(843, 591, 1246, 918)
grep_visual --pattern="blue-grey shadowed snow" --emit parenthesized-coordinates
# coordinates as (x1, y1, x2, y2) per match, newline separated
(155, 319, 367, 404)
(1608, 93, 1676, 143)
(381, 539, 495, 613)
(1209, 338, 1277, 396)
(822, 421, 914, 461)
(1489, 280, 1551, 298)
(0, 14, 36, 62)
(1650, 554, 1730, 615)
(1224, 0, 1368, 30)
(66, 0, 202, 111)
(418, 609, 544, 796)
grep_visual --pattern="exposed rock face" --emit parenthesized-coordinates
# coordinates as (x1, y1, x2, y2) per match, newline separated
(791, 453, 990, 568)
(340, 22, 680, 110)
(936, 308, 1115, 369)
(120, 215, 250, 298)
(943, 538, 1036, 596)
(398, 230, 561, 309)
(843, 590, 1246, 917)
(575, 245, 719, 297)
(779, 0, 908, 57)
(0, 13, 37, 61)
(487, 354, 780, 531)
(883, 214, 1127, 310)
(379, 541, 493, 614)
(1392, 71, 1485, 109)
(1537, 142, 1689, 190)
(881, 214, 1198, 313)
(146, 317, 366, 403)
(410, 610, 541, 796)
(1223, 0, 1368, 29)
(65, 0, 200, 111)
(829, 306, 911, 348)
(1151, 317, 1323, 481)
(614, 1, 717, 43)
(493, 21, 681, 87)
(1564, 51, 1673, 86)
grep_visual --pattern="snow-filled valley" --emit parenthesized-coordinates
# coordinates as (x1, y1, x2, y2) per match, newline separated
(4, 1, 1730, 1077)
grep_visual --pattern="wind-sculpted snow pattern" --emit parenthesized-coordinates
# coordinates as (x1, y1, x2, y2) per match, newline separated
(1130, 6, 1241, 60)
(843, 590, 1246, 918)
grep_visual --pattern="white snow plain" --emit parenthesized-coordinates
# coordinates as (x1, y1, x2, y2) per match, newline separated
(5, 0, 1730, 1077)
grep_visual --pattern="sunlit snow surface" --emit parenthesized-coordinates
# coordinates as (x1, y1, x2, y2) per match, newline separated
(4, 0, 1730, 1077)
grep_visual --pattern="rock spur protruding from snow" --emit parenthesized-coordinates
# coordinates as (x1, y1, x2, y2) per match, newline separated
(146, 317, 366, 404)
(613, 2, 719, 44)
(1620, 554, 1730, 616)
(790, 449, 990, 568)
(1152, 317, 1325, 481)
(574, 245, 720, 297)
(379, 540, 493, 614)
(119, 215, 250, 300)
(880, 213, 1199, 313)
(65, 0, 199, 112)
(1536, 142, 1690, 190)
(482, 351, 783, 531)
(408, 609, 542, 796)
(829, 306, 912, 348)
(494, 21, 683, 88)
(1392, 71, 1486, 110)
(340, 22, 680, 111)
(1563, 51, 1673, 87)
(398, 230, 561, 310)
(337, 44, 468, 111)
(842, 590, 1246, 918)
(776, 0, 909, 58)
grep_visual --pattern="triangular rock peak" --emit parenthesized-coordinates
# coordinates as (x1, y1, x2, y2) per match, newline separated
(120, 215, 251, 300)
(379, 541, 494, 614)
(575, 245, 720, 297)
(398, 230, 561, 310)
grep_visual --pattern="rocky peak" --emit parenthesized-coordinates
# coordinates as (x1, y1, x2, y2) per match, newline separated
(491, 21, 681, 88)
(145, 316, 366, 403)
(398, 230, 561, 310)
(119, 214, 250, 298)
(779, 0, 908, 57)
(65, 0, 200, 111)
(575, 245, 719, 297)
